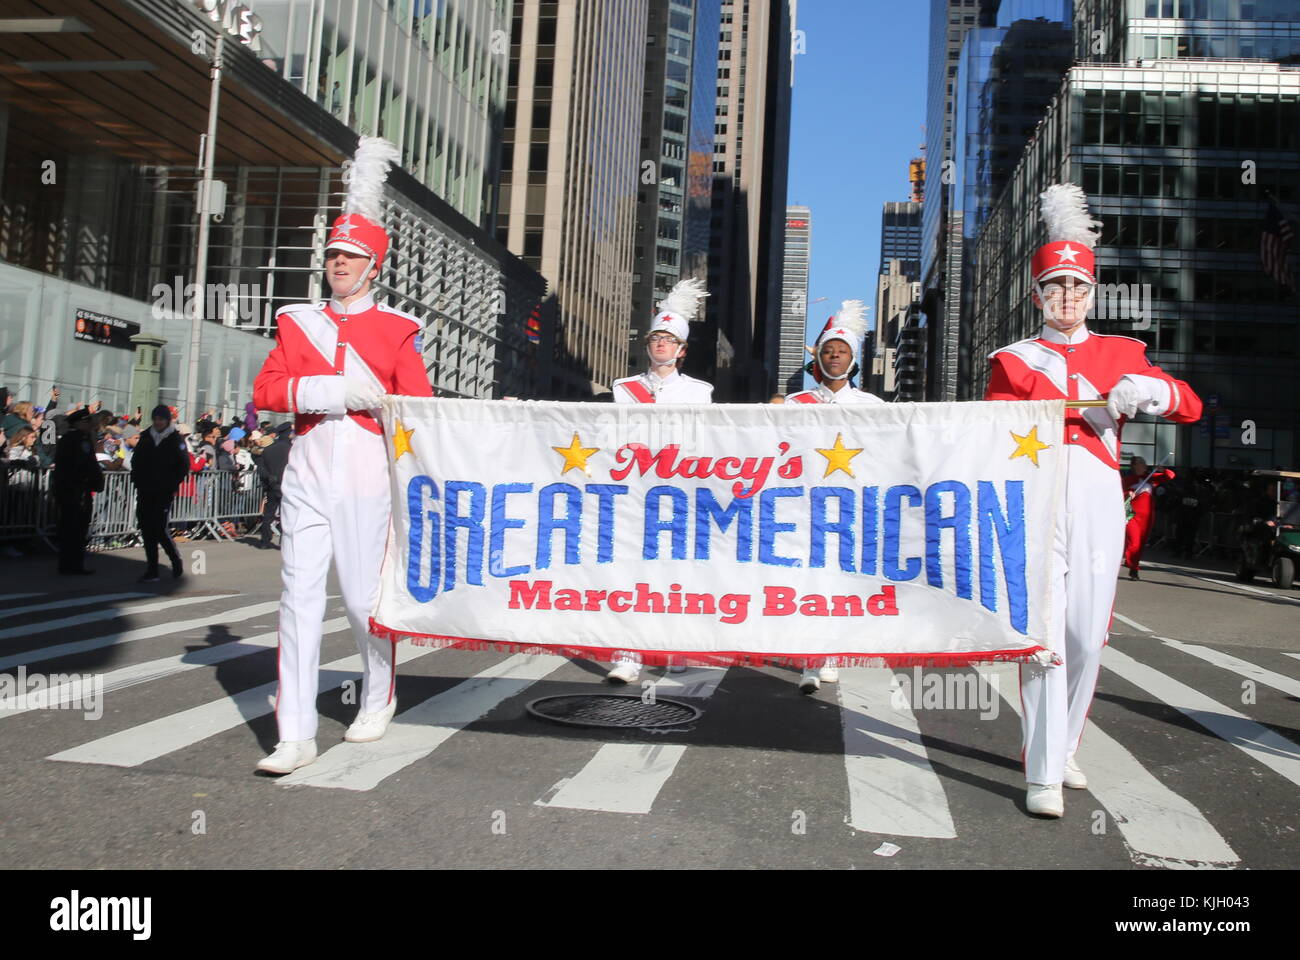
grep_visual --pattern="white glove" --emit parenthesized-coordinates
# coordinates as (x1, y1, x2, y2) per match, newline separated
(1106, 375, 1167, 420)
(295, 375, 346, 415)
(343, 377, 384, 411)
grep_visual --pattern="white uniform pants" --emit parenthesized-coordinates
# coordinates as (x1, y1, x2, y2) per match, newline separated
(1020, 446, 1124, 785)
(275, 416, 395, 741)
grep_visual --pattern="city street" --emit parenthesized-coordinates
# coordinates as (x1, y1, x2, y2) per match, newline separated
(0, 539, 1295, 870)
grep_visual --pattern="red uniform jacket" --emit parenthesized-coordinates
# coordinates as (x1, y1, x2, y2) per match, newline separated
(1123, 468, 1173, 520)
(984, 330, 1202, 470)
(253, 299, 433, 436)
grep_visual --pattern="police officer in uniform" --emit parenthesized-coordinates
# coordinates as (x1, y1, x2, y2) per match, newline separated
(54, 406, 104, 575)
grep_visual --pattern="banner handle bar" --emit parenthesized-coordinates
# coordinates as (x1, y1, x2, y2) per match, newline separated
(1064, 400, 1108, 408)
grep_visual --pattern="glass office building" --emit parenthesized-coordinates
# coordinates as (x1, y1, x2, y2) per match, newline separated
(968, 60, 1300, 469)
(947, 1, 1073, 395)
(0, 0, 550, 418)
(255, 0, 513, 228)
(630, 0, 721, 379)
(1075, 0, 1300, 64)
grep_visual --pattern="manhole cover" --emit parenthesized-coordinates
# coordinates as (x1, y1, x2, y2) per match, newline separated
(526, 694, 702, 729)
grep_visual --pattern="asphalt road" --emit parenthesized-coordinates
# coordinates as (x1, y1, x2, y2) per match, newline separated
(0, 537, 1296, 870)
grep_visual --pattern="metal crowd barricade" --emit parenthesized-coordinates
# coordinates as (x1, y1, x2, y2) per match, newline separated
(0, 462, 52, 540)
(0, 465, 268, 551)
(89, 470, 141, 548)
(167, 470, 267, 543)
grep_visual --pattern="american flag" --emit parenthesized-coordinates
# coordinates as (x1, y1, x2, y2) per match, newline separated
(1260, 196, 1296, 291)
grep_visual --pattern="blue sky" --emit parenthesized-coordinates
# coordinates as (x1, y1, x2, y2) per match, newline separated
(787, 0, 929, 346)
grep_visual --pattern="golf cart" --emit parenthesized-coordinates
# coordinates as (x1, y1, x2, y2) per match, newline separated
(1235, 470, 1300, 589)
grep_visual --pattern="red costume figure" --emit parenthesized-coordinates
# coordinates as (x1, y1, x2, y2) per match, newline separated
(1121, 457, 1174, 578)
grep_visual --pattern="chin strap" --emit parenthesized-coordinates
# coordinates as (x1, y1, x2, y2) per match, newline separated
(340, 254, 376, 300)
(645, 341, 685, 366)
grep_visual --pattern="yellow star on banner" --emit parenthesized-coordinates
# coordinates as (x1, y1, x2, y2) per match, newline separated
(393, 420, 415, 460)
(1009, 425, 1051, 467)
(815, 433, 864, 478)
(552, 432, 599, 475)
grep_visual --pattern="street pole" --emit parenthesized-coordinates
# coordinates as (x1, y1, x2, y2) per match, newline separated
(184, 31, 224, 423)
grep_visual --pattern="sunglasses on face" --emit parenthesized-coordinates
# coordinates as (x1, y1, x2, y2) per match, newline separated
(647, 334, 681, 345)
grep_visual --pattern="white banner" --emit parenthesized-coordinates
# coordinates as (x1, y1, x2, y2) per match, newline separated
(370, 398, 1065, 668)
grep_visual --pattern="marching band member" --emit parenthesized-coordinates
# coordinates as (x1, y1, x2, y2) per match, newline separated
(252, 138, 433, 774)
(984, 184, 1201, 817)
(785, 300, 884, 693)
(1122, 456, 1174, 580)
(606, 278, 713, 684)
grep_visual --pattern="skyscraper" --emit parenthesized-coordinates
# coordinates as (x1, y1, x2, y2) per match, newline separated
(500, 0, 650, 397)
(707, 0, 796, 400)
(777, 206, 812, 395)
(920, 0, 992, 401)
(879, 201, 923, 277)
(630, 0, 722, 380)
(968, 58, 1300, 468)
(947, 1, 1074, 395)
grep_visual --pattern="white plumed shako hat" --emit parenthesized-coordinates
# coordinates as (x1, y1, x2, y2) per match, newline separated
(648, 277, 709, 342)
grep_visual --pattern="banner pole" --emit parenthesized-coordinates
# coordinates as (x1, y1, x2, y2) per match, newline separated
(1064, 400, 1108, 408)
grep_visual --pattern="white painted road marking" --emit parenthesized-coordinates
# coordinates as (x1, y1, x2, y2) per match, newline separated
(0, 619, 349, 718)
(0, 592, 239, 645)
(1112, 612, 1152, 634)
(0, 592, 152, 621)
(538, 744, 689, 814)
(1102, 646, 1300, 789)
(836, 667, 956, 838)
(49, 642, 438, 768)
(278, 653, 567, 791)
(0, 599, 278, 671)
(978, 664, 1238, 869)
(1159, 638, 1300, 701)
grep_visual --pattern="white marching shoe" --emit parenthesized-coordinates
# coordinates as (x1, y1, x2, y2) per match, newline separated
(256, 739, 317, 775)
(1063, 757, 1088, 790)
(818, 666, 840, 683)
(1026, 783, 1064, 818)
(344, 700, 397, 742)
(606, 660, 641, 684)
(799, 669, 821, 694)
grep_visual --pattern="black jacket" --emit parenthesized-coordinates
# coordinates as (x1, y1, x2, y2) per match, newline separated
(130, 427, 191, 499)
(257, 436, 291, 487)
(53, 429, 103, 501)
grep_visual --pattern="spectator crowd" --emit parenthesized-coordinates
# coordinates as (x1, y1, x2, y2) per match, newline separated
(0, 385, 293, 572)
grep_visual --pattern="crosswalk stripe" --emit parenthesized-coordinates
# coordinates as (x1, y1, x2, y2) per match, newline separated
(1102, 646, 1300, 788)
(1145, 563, 1300, 607)
(0, 619, 349, 718)
(836, 668, 956, 839)
(977, 664, 1239, 869)
(0, 593, 44, 602)
(278, 653, 566, 791)
(538, 744, 689, 813)
(0, 592, 152, 621)
(0, 592, 239, 644)
(0, 599, 280, 672)
(1159, 638, 1300, 700)
(644, 666, 728, 699)
(48, 642, 439, 768)
(1112, 612, 1152, 633)
(538, 667, 727, 814)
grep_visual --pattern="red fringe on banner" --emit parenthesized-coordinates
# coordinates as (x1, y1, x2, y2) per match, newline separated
(368, 618, 1050, 670)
